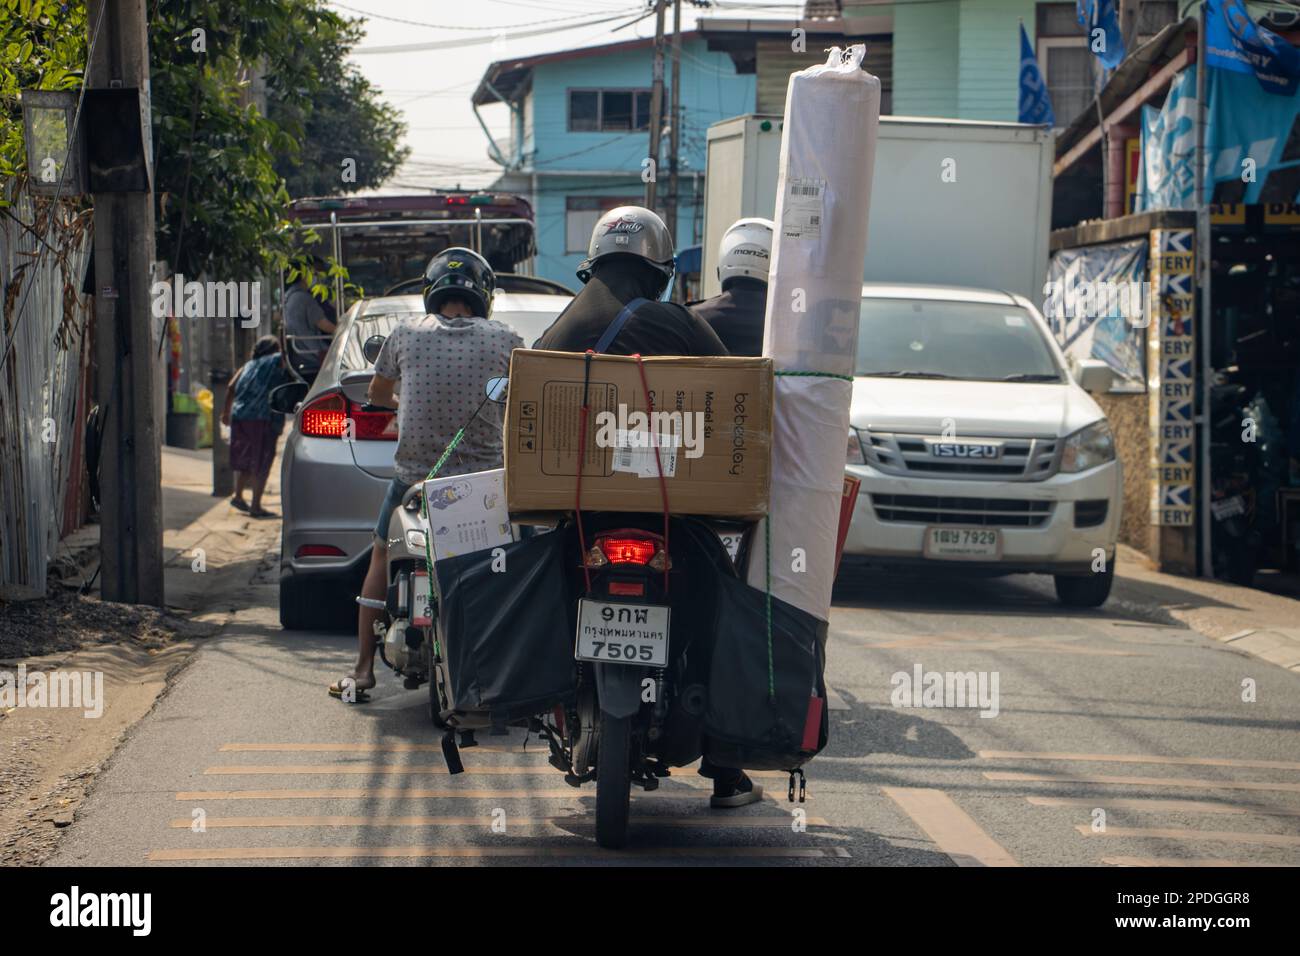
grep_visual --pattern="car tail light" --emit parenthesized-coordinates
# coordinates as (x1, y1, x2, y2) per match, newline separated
(300, 393, 347, 438)
(349, 403, 398, 441)
(296, 544, 346, 558)
(298, 390, 397, 441)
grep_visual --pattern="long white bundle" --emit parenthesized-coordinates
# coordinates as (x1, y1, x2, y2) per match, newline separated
(746, 46, 880, 621)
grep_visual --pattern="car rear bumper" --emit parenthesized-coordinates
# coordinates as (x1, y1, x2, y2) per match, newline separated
(842, 459, 1121, 574)
(280, 433, 394, 580)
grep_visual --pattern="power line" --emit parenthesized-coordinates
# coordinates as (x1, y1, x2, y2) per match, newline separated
(351, 10, 642, 54)
(327, 1, 641, 32)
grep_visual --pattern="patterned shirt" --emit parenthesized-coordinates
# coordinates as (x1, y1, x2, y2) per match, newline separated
(231, 353, 287, 424)
(373, 313, 523, 485)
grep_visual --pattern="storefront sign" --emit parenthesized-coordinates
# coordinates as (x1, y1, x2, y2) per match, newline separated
(1148, 228, 1196, 527)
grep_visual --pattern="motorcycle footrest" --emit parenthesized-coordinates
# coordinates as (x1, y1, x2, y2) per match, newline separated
(440, 731, 464, 775)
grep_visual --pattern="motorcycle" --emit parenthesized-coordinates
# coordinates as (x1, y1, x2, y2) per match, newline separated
(375, 377, 751, 848)
(1209, 373, 1262, 585)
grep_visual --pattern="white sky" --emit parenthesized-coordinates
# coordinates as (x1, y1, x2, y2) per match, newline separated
(326, 0, 798, 191)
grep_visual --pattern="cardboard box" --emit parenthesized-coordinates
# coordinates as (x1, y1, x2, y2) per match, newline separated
(504, 349, 773, 518)
(422, 468, 514, 562)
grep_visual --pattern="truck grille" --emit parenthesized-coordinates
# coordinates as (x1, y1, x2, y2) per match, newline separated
(871, 494, 1054, 527)
(863, 431, 1058, 481)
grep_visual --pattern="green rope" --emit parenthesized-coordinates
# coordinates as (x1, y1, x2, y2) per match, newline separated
(775, 369, 854, 382)
(764, 515, 775, 701)
(417, 428, 466, 658)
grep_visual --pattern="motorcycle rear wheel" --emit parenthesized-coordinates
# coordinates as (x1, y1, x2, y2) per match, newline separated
(595, 714, 632, 849)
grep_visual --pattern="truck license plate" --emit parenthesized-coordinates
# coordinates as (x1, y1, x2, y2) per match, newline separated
(575, 599, 669, 667)
(923, 526, 1001, 560)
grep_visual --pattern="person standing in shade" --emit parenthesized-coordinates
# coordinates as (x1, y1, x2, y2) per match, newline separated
(221, 336, 288, 518)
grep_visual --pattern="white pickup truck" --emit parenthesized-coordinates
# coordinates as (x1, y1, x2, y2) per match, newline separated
(843, 283, 1121, 607)
(704, 115, 1122, 606)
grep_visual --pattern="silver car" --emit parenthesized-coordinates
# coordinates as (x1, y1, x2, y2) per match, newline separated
(275, 290, 570, 630)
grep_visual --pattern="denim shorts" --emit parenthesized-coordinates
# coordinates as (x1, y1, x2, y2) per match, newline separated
(374, 477, 414, 541)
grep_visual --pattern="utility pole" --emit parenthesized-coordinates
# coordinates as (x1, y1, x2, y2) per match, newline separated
(644, 0, 667, 212)
(666, 0, 683, 252)
(88, 0, 164, 606)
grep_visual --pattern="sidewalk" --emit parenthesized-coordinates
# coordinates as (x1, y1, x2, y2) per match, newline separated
(0, 446, 285, 865)
(1113, 543, 1300, 674)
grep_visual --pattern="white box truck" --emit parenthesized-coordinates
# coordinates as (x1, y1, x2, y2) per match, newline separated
(700, 114, 1055, 301)
(701, 114, 1123, 608)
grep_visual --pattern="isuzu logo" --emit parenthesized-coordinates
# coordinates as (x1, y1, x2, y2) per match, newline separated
(928, 441, 1002, 459)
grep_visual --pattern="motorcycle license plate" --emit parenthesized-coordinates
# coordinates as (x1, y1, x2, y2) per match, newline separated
(575, 599, 669, 667)
(923, 526, 1001, 560)
(411, 572, 432, 626)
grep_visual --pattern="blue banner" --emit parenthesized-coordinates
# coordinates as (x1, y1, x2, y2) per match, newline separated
(1136, 66, 1198, 211)
(1018, 24, 1055, 125)
(1076, 0, 1125, 70)
(1206, 65, 1300, 203)
(1206, 0, 1300, 96)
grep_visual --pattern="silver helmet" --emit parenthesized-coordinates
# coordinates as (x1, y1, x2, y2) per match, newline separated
(576, 205, 675, 285)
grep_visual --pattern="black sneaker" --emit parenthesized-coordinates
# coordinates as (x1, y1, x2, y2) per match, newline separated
(710, 772, 763, 809)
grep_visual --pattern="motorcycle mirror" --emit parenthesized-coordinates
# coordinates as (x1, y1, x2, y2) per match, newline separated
(362, 334, 386, 364)
(485, 376, 508, 404)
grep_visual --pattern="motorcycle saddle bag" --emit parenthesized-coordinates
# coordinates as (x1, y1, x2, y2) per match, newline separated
(433, 529, 577, 726)
(703, 571, 829, 772)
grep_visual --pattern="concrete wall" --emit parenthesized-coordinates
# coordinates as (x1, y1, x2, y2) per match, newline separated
(852, 0, 1037, 121)
(1096, 391, 1150, 553)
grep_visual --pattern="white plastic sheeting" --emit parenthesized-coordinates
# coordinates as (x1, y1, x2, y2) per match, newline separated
(745, 46, 880, 622)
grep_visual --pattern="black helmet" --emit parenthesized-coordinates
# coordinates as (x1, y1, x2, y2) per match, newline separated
(422, 247, 495, 318)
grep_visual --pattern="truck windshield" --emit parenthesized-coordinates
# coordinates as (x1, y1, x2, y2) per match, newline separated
(855, 298, 1062, 382)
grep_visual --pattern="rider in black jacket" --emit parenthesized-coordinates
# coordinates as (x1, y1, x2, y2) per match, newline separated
(688, 217, 773, 357)
(538, 205, 761, 809)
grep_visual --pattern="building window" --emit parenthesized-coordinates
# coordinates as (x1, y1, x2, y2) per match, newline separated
(1035, 2, 1178, 129)
(567, 89, 653, 133)
(565, 196, 641, 253)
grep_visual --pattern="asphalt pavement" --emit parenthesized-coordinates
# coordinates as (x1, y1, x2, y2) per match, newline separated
(49, 558, 1300, 867)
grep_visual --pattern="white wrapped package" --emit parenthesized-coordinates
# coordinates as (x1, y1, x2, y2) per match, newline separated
(746, 46, 880, 622)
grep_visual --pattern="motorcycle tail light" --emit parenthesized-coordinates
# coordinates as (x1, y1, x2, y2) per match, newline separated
(608, 580, 645, 597)
(583, 545, 609, 569)
(599, 536, 657, 566)
(295, 544, 346, 558)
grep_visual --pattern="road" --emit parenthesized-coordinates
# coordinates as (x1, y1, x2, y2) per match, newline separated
(49, 557, 1300, 867)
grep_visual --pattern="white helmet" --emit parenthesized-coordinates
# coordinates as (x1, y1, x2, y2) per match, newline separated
(716, 217, 774, 289)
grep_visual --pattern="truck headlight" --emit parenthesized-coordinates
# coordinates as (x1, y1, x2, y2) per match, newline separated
(405, 528, 428, 551)
(1060, 420, 1115, 473)
(847, 428, 867, 465)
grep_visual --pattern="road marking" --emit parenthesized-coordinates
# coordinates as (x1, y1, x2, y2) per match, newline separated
(982, 751, 1300, 771)
(985, 772, 1300, 793)
(883, 787, 1018, 867)
(176, 787, 784, 801)
(1027, 796, 1300, 816)
(1075, 825, 1300, 848)
(1102, 856, 1288, 868)
(219, 743, 534, 754)
(867, 637, 1137, 656)
(146, 845, 851, 862)
(202, 764, 790, 779)
(168, 814, 827, 829)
